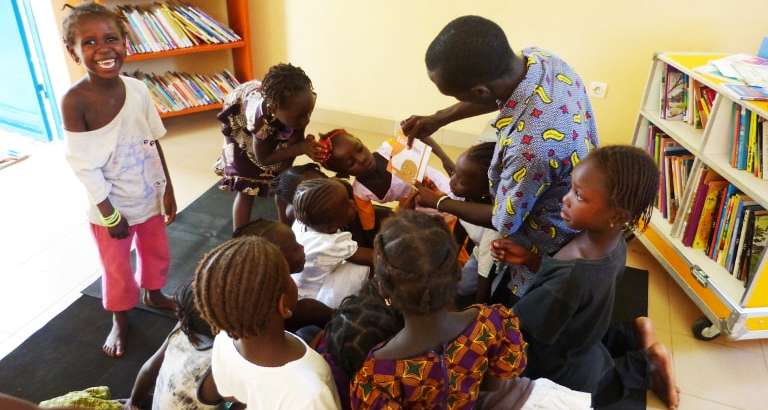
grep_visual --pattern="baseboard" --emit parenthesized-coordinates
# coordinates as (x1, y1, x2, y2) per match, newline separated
(312, 107, 496, 149)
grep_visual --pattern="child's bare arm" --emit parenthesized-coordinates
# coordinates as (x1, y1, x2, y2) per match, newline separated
(422, 136, 456, 176)
(155, 141, 177, 224)
(61, 89, 87, 132)
(348, 246, 374, 267)
(414, 181, 494, 227)
(126, 329, 172, 408)
(475, 275, 491, 304)
(402, 102, 497, 145)
(254, 129, 326, 165)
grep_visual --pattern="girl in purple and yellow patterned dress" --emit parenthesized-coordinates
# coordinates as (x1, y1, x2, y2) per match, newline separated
(215, 63, 326, 230)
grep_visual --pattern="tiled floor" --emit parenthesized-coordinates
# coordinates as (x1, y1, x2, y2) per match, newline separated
(2, 115, 768, 409)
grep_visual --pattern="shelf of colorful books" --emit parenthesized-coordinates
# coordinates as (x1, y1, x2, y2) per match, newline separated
(648, 208, 749, 304)
(640, 109, 704, 155)
(701, 152, 768, 210)
(159, 102, 222, 119)
(125, 40, 246, 62)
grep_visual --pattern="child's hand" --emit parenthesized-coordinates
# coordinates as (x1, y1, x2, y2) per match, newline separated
(302, 135, 328, 162)
(108, 215, 130, 240)
(414, 179, 447, 209)
(163, 184, 177, 225)
(398, 188, 418, 212)
(401, 115, 441, 147)
(491, 239, 541, 272)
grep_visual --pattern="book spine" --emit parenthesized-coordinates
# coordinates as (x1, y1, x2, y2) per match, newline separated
(738, 107, 750, 169)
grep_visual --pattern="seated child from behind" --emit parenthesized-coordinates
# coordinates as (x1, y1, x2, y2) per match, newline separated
(274, 164, 388, 248)
(292, 178, 373, 308)
(233, 218, 334, 331)
(126, 281, 223, 410)
(350, 211, 528, 409)
(195, 237, 340, 409)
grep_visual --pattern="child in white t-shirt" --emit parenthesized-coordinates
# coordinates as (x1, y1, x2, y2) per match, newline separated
(291, 178, 372, 308)
(194, 236, 341, 410)
(61, 3, 176, 358)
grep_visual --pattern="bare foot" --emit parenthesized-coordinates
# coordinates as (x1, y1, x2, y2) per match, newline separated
(647, 343, 680, 409)
(634, 316, 657, 349)
(103, 312, 127, 358)
(142, 289, 175, 310)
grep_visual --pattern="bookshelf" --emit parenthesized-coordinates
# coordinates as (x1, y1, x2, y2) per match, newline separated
(633, 52, 768, 341)
(93, 0, 253, 119)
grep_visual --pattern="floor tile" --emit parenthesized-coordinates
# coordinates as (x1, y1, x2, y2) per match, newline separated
(670, 332, 768, 409)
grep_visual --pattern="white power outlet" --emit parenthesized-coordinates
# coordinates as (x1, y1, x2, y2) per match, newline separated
(588, 81, 608, 98)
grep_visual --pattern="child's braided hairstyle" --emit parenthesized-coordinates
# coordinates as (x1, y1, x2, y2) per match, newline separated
(174, 281, 213, 350)
(324, 284, 404, 376)
(465, 142, 496, 171)
(374, 211, 459, 314)
(292, 178, 348, 229)
(586, 145, 659, 232)
(262, 63, 313, 109)
(61, 2, 126, 47)
(193, 236, 289, 339)
(274, 163, 327, 206)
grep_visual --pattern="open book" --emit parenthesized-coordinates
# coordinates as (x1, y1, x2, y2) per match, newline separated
(387, 128, 432, 183)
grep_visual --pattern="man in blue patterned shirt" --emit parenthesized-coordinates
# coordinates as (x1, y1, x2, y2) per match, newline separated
(404, 16, 598, 296)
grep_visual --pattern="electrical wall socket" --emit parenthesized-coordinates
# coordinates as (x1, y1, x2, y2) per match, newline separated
(588, 81, 608, 98)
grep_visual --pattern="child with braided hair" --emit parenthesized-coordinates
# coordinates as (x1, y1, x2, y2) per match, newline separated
(350, 210, 527, 409)
(125, 281, 224, 410)
(492, 146, 679, 408)
(194, 236, 341, 410)
(291, 178, 373, 308)
(215, 63, 327, 230)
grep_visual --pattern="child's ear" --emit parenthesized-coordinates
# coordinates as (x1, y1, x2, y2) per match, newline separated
(65, 44, 80, 64)
(469, 84, 493, 99)
(277, 293, 293, 320)
(285, 204, 295, 221)
(609, 208, 632, 229)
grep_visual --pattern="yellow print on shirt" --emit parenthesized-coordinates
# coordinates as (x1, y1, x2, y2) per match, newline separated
(584, 138, 595, 152)
(549, 158, 559, 169)
(493, 196, 498, 215)
(495, 117, 513, 130)
(535, 182, 550, 197)
(556, 73, 573, 85)
(534, 85, 552, 104)
(549, 226, 557, 239)
(505, 196, 516, 216)
(542, 129, 565, 141)
(571, 150, 581, 167)
(517, 120, 526, 132)
(500, 137, 514, 147)
(573, 113, 582, 124)
(528, 218, 540, 230)
(527, 55, 538, 66)
(512, 167, 527, 183)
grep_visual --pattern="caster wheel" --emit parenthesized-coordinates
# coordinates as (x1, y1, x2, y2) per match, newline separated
(692, 316, 720, 341)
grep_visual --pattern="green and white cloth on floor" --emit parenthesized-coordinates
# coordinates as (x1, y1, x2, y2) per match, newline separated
(39, 386, 122, 409)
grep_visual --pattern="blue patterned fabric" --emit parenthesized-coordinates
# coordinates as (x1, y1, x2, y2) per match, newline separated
(488, 47, 599, 295)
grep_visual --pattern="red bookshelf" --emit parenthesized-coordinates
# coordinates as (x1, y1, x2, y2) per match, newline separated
(159, 103, 222, 119)
(125, 41, 246, 62)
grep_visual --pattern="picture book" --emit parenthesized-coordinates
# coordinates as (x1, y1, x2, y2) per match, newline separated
(387, 129, 432, 183)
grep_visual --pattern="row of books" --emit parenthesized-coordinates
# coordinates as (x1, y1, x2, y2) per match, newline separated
(688, 80, 716, 129)
(129, 70, 239, 113)
(648, 126, 693, 224)
(677, 166, 768, 286)
(660, 65, 718, 128)
(730, 105, 767, 178)
(116, 2, 241, 55)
